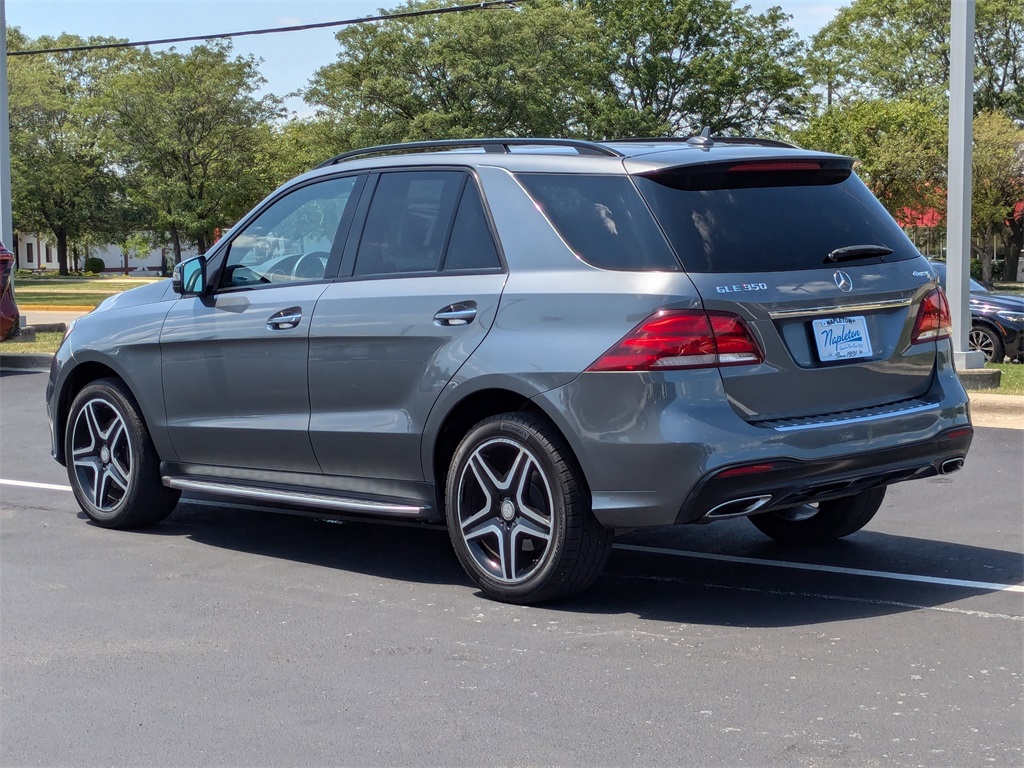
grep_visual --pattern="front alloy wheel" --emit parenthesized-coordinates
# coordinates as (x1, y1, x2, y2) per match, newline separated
(65, 378, 179, 528)
(446, 413, 611, 604)
(70, 395, 134, 514)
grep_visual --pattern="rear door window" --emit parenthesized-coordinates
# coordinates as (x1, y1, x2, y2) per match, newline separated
(354, 171, 464, 277)
(516, 174, 680, 271)
(634, 166, 920, 273)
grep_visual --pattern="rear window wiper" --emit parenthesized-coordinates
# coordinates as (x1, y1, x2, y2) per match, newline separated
(825, 244, 894, 263)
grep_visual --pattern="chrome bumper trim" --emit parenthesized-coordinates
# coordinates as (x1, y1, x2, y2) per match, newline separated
(768, 297, 913, 319)
(754, 399, 939, 432)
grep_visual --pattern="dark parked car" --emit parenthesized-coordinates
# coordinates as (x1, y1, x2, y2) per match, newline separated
(47, 137, 973, 604)
(0, 239, 20, 341)
(928, 259, 1024, 363)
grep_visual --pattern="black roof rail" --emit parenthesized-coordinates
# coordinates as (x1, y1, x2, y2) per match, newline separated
(315, 138, 624, 168)
(604, 135, 798, 149)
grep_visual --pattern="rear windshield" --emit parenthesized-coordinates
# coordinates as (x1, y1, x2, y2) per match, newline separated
(515, 174, 680, 271)
(634, 169, 919, 273)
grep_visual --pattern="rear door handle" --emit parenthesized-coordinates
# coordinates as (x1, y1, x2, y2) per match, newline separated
(267, 306, 302, 330)
(434, 302, 478, 326)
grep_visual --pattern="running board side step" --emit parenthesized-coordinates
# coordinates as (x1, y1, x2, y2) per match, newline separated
(162, 477, 429, 517)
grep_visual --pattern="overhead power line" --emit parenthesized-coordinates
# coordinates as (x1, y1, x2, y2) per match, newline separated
(8, 0, 521, 56)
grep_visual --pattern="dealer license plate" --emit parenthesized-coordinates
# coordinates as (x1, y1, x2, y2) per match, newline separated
(812, 316, 872, 362)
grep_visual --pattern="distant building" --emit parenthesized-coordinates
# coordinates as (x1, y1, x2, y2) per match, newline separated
(12, 233, 195, 275)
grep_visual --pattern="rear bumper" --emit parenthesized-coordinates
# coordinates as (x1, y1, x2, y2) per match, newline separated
(675, 426, 973, 524)
(532, 360, 971, 529)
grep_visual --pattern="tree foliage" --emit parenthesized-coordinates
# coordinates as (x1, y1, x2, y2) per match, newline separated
(584, 0, 810, 136)
(101, 42, 283, 262)
(7, 29, 137, 274)
(970, 111, 1024, 285)
(305, 0, 610, 145)
(791, 99, 948, 217)
(807, 0, 1024, 121)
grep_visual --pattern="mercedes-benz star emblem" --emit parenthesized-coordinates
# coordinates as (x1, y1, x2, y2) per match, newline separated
(834, 270, 854, 292)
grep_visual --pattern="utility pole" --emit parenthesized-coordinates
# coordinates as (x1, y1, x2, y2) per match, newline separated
(946, 0, 983, 369)
(0, 0, 13, 250)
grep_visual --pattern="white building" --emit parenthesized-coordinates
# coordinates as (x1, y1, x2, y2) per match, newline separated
(13, 233, 192, 275)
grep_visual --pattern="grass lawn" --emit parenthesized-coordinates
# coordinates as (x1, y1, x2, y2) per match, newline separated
(2, 331, 65, 354)
(966, 362, 1024, 396)
(13, 276, 162, 308)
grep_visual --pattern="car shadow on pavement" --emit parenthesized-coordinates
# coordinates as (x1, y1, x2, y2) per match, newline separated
(98, 497, 1024, 628)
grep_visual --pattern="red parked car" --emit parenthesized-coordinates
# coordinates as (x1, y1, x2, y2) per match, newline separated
(0, 239, 20, 341)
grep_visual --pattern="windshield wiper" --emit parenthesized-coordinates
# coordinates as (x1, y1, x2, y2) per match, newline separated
(825, 244, 894, 263)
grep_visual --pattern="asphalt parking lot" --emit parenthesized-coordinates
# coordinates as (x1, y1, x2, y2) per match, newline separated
(1, 368, 1021, 767)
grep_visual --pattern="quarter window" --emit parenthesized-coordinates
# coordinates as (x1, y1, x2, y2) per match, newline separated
(442, 182, 501, 272)
(516, 174, 680, 271)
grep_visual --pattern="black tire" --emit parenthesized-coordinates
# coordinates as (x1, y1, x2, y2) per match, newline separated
(65, 378, 180, 529)
(969, 324, 1005, 363)
(445, 413, 612, 604)
(748, 487, 886, 546)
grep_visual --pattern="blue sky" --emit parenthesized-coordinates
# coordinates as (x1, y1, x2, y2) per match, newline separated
(7, 0, 845, 115)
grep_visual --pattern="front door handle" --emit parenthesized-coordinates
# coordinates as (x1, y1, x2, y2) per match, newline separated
(267, 306, 302, 330)
(434, 302, 478, 326)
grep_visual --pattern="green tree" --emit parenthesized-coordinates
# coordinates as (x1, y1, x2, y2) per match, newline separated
(7, 29, 136, 275)
(807, 0, 1024, 121)
(790, 99, 948, 217)
(304, 0, 612, 144)
(970, 111, 1024, 286)
(102, 42, 283, 263)
(583, 0, 809, 136)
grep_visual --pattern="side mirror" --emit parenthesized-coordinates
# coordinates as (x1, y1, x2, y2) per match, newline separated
(172, 256, 207, 296)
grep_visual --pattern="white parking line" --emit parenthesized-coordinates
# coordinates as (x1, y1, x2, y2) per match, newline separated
(614, 543, 1024, 594)
(0, 479, 73, 492)
(5, 477, 1022, 595)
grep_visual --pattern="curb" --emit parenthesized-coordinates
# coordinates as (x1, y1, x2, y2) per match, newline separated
(18, 304, 95, 312)
(0, 353, 54, 370)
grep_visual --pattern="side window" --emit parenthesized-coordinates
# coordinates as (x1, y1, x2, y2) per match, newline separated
(442, 182, 501, 272)
(222, 176, 358, 289)
(354, 171, 464, 277)
(516, 174, 679, 271)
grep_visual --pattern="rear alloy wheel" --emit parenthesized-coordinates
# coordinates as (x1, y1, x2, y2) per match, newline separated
(445, 413, 612, 604)
(748, 487, 886, 546)
(65, 378, 179, 529)
(969, 324, 1004, 363)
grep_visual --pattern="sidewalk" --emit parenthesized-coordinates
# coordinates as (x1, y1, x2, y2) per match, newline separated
(968, 392, 1024, 430)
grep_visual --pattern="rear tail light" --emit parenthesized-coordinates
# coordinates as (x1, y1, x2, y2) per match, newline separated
(587, 310, 763, 372)
(911, 288, 952, 343)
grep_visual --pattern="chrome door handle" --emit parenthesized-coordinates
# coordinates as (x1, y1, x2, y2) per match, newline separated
(434, 303, 477, 326)
(267, 307, 302, 330)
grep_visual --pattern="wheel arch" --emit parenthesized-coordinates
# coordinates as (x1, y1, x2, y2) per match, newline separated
(427, 386, 587, 512)
(53, 361, 145, 465)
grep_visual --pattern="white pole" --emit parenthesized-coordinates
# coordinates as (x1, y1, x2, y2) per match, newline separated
(0, 0, 13, 250)
(946, 0, 983, 369)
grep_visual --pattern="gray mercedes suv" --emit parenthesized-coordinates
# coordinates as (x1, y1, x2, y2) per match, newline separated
(46, 136, 973, 604)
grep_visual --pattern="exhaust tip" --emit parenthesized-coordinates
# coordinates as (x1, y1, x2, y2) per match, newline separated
(705, 495, 773, 520)
(940, 458, 964, 474)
